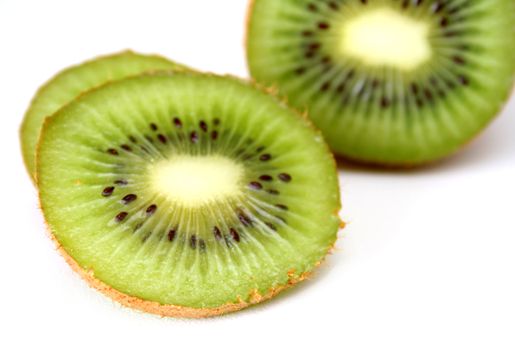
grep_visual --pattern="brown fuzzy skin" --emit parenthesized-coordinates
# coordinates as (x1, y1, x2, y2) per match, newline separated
(47, 226, 329, 318)
(36, 71, 343, 318)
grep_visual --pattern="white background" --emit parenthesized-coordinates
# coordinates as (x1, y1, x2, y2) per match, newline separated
(1, 1, 514, 349)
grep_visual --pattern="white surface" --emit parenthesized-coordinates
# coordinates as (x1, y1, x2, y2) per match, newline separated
(1, 1, 514, 349)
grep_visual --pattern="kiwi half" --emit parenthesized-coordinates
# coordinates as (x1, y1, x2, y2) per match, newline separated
(247, 0, 515, 165)
(37, 72, 341, 318)
(20, 51, 187, 181)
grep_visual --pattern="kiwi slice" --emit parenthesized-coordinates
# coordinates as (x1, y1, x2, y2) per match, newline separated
(20, 51, 187, 181)
(37, 72, 341, 318)
(247, 0, 515, 165)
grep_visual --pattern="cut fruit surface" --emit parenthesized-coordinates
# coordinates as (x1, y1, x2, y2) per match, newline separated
(20, 51, 186, 181)
(37, 73, 341, 317)
(247, 0, 515, 165)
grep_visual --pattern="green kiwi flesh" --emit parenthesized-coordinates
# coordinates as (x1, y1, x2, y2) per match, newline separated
(37, 73, 341, 316)
(20, 51, 187, 181)
(247, 0, 515, 165)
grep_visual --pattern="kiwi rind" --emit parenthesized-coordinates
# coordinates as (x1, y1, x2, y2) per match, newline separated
(48, 227, 330, 318)
(245, 0, 515, 167)
(20, 50, 189, 183)
(36, 71, 342, 318)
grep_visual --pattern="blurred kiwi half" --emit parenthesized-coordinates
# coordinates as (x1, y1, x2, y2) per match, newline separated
(247, 0, 515, 166)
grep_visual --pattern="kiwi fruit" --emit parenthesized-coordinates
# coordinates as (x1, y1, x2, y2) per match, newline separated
(20, 50, 187, 182)
(246, 0, 515, 165)
(37, 72, 341, 318)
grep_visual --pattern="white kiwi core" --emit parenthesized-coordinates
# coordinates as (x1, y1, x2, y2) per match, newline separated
(149, 155, 244, 208)
(339, 8, 431, 71)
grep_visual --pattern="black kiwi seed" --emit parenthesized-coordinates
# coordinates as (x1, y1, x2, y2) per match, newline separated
(230, 228, 240, 242)
(102, 186, 114, 197)
(128, 135, 137, 143)
(411, 83, 419, 95)
(308, 43, 320, 51)
(360, 0, 368, 4)
(150, 123, 158, 131)
(115, 212, 128, 222)
(190, 235, 197, 249)
(432, 1, 445, 13)
(157, 134, 167, 144)
(380, 97, 391, 108)
(276, 204, 288, 211)
(114, 179, 128, 186)
(199, 239, 206, 251)
(167, 229, 176, 241)
(121, 194, 137, 204)
(210, 131, 218, 140)
(267, 189, 280, 195)
(307, 3, 317, 12)
(121, 144, 132, 152)
(453, 56, 465, 65)
(328, 1, 339, 10)
(259, 154, 272, 161)
(259, 175, 273, 182)
(107, 148, 119, 156)
(173, 117, 182, 128)
(424, 89, 433, 101)
(213, 226, 222, 240)
(146, 204, 157, 216)
(295, 67, 306, 75)
(317, 22, 330, 30)
(321, 56, 331, 65)
(213, 118, 220, 126)
(278, 173, 292, 182)
(249, 181, 263, 190)
(238, 211, 253, 227)
(199, 120, 208, 132)
(265, 222, 277, 231)
(302, 30, 313, 37)
(458, 75, 469, 85)
(190, 131, 199, 143)
(440, 18, 449, 27)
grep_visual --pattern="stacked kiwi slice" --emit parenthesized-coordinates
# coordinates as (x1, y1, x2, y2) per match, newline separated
(20, 51, 188, 181)
(247, 0, 515, 165)
(22, 53, 341, 317)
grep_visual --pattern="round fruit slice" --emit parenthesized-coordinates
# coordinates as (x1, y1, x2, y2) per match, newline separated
(20, 51, 187, 181)
(247, 0, 515, 165)
(38, 73, 341, 318)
